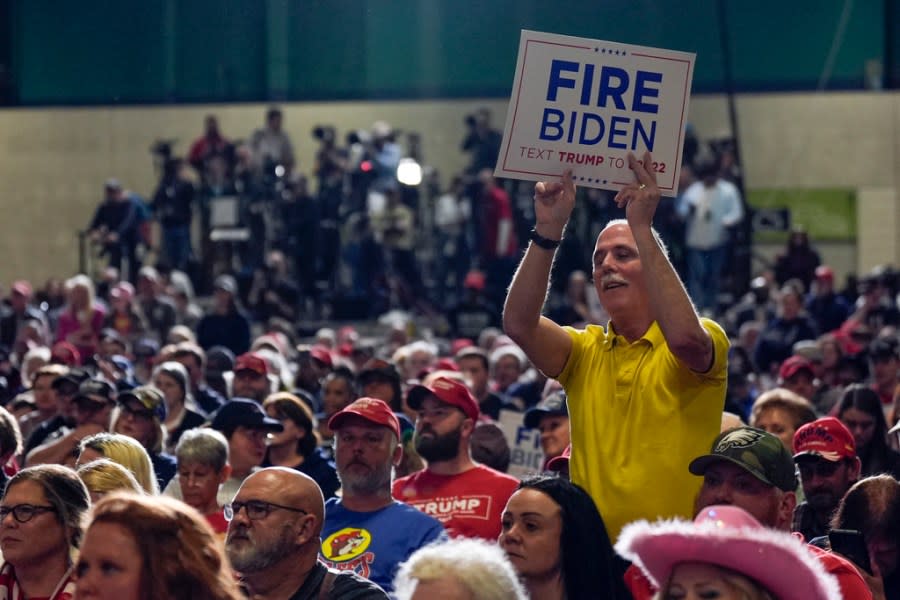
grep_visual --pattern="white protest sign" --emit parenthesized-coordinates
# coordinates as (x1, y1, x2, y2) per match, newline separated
(496, 409, 544, 479)
(495, 30, 695, 197)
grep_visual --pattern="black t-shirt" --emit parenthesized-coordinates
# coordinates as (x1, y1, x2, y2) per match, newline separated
(288, 561, 388, 600)
(150, 451, 177, 490)
(23, 415, 69, 455)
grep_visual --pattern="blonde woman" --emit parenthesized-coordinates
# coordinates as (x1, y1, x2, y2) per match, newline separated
(55, 274, 106, 359)
(749, 388, 817, 452)
(76, 432, 159, 494)
(77, 458, 144, 502)
(616, 505, 841, 600)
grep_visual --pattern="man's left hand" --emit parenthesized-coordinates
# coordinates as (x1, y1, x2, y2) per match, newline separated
(614, 151, 661, 229)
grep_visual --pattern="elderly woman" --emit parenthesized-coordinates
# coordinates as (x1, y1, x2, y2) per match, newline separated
(174, 428, 232, 537)
(0, 464, 91, 599)
(499, 475, 626, 600)
(616, 504, 841, 600)
(76, 492, 243, 600)
(394, 538, 527, 600)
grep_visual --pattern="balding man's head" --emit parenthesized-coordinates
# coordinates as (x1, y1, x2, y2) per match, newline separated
(225, 467, 325, 574)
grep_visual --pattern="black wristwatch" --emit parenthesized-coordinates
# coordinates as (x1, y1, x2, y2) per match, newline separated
(530, 228, 562, 250)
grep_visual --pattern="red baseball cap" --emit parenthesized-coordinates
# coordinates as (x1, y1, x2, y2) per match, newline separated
(51, 341, 82, 366)
(434, 358, 459, 372)
(329, 397, 401, 440)
(234, 352, 267, 376)
(815, 266, 834, 281)
(309, 345, 333, 368)
(407, 376, 479, 421)
(793, 417, 856, 462)
(778, 355, 814, 381)
(547, 444, 571, 472)
(450, 338, 475, 355)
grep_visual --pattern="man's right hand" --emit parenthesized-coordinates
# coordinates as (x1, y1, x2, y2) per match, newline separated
(533, 170, 575, 238)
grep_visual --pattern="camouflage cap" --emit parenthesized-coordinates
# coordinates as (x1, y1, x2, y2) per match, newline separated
(688, 426, 797, 492)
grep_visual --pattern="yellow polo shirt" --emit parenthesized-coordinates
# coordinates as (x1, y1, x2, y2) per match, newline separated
(558, 318, 728, 542)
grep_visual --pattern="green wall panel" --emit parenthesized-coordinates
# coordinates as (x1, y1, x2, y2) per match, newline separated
(9, 0, 891, 105)
(16, 0, 168, 103)
(174, 1, 267, 101)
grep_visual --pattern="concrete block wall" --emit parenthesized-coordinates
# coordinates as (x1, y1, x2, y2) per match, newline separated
(0, 92, 897, 284)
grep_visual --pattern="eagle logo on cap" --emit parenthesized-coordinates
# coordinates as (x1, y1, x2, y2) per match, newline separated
(715, 428, 764, 452)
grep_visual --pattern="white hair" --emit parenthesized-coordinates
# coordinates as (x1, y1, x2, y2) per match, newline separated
(489, 345, 528, 371)
(405, 340, 438, 359)
(393, 538, 527, 600)
(21, 346, 52, 383)
(601, 218, 669, 258)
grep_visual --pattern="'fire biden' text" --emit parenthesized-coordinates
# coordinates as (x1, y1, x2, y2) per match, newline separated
(539, 59, 662, 152)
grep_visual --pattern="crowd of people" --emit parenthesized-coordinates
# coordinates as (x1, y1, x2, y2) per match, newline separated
(81, 107, 761, 330)
(0, 113, 899, 598)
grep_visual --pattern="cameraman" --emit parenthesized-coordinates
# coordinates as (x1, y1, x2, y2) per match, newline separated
(461, 107, 502, 174)
(151, 157, 196, 272)
(312, 125, 345, 194)
(369, 121, 401, 196)
(279, 174, 320, 314)
(87, 179, 147, 282)
(188, 115, 230, 180)
(247, 249, 299, 324)
(250, 107, 295, 178)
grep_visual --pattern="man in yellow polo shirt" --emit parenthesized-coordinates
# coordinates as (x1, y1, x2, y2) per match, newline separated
(503, 152, 729, 542)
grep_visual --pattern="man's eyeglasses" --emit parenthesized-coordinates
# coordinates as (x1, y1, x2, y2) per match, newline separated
(0, 504, 57, 523)
(224, 500, 308, 522)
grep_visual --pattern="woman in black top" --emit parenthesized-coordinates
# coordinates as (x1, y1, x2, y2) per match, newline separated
(262, 392, 339, 499)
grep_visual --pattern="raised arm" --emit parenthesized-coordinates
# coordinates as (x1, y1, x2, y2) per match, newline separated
(502, 172, 575, 378)
(616, 152, 714, 372)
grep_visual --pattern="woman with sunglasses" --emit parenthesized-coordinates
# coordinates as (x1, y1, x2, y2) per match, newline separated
(111, 385, 177, 489)
(0, 464, 91, 600)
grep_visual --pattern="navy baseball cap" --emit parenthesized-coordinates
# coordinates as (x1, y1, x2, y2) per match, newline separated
(212, 399, 283, 433)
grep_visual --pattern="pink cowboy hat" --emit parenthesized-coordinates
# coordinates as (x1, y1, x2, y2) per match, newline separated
(615, 505, 841, 600)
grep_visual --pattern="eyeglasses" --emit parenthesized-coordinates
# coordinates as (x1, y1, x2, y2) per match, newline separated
(0, 504, 57, 523)
(120, 403, 155, 420)
(798, 460, 845, 479)
(223, 500, 308, 522)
